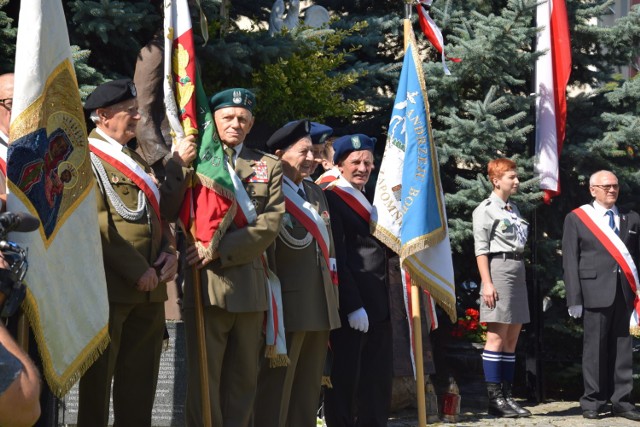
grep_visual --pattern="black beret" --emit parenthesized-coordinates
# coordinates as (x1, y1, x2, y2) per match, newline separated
(209, 88, 256, 113)
(84, 78, 137, 111)
(266, 119, 311, 152)
(332, 134, 376, 164)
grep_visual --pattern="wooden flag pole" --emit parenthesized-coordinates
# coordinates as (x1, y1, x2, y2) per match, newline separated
(404, 2, 427, 425)
(189, 220, 212, 427)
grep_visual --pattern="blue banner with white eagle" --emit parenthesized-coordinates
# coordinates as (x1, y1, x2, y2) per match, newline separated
(371, 28, 456, 322)
(7, 0, 109, 396)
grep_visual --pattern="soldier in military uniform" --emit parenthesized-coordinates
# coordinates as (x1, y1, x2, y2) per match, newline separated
(254, 119, 340, 427)
(77, 79, 195, 427)
(182, 88, 285, 427)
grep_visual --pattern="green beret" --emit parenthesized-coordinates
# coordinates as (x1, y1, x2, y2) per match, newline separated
(84, 78, 137, 111)
(266, 119, 311, 152)
(209, 88, 256, 113)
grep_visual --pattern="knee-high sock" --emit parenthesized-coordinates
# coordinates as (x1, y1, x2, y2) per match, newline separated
(501, 352, 516, 383)
(482, 350, 502, 383)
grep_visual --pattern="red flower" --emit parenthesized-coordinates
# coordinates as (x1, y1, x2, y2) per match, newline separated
(465, 308, 479, 319)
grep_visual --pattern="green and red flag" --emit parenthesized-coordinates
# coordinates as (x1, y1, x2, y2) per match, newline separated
(164, 0, 236, 255)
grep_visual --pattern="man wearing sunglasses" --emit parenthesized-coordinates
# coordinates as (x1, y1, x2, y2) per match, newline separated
(563, 170, 640, 421)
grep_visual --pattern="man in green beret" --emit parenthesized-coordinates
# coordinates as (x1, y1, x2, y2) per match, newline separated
(182, 88, 284, 427)
(254, 119, 340, 427)
(77, 78, 196, 427)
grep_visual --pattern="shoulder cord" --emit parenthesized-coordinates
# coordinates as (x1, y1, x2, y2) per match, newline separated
(278, 221, 313, 250)
(90, 152, 148, 221)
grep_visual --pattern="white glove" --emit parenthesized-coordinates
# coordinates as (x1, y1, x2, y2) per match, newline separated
(347, 307, 369, 333)
(568, 305, 583, 319)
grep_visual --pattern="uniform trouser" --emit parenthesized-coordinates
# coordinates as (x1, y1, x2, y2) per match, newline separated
(255, 330, 330, 427)
(77, 301, 165, 427)
(183, 306, 263, 427)
(323, 321, 393, 427)
(580, 281, 634, 413)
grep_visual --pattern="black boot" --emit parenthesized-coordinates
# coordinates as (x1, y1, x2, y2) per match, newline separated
(486, 382, 519, 418)
(502, 382, 532, 417)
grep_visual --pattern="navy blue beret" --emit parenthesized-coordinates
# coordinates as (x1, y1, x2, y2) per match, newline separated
(309, 122, 333, 145)
(84, 78, 137, 111)
(209, 88, 256, 113)
(332, 134, 376, 164)
(266, 119, 311, 152)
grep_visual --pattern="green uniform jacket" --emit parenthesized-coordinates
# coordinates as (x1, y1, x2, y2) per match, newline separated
(90, 129, 180, 304)
(274, 180, 341, 332)
(183, 146, 285, 312)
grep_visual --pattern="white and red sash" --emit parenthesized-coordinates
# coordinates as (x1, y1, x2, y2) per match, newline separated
(315, 168, 340, 186)
(574, 204, 640, 316)
(325, 175, 372, 223)
(283, 183, 338, 285)
(88, 136, 161, 220)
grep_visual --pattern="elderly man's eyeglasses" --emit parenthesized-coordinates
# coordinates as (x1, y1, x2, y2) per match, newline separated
(0, 98, 12, 111)
(591, 184, 619, 191)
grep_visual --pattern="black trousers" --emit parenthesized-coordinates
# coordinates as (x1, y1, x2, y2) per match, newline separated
(324, 320, 393, 427)
(580, 280, 634, 412)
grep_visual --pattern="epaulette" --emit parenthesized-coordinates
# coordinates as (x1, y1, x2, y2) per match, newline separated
(255, 149, 279, 161)
(484, 200, 492, 206)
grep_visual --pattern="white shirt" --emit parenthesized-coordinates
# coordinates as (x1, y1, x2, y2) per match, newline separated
(283, 175, 305, 198)
(593, 201, 619, 231)
(96, 127, 126, 151)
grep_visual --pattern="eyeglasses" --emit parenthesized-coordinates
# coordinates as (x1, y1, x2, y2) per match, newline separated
(0, 98, 12, 111)
(591, 184, 619, 191)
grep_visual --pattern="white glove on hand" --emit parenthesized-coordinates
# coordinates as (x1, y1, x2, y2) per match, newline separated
(568, 305, 583, 319)
(347, 307, 369, 333)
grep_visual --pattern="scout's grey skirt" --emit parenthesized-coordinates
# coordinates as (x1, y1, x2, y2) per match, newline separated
(480, 258, 530, 324)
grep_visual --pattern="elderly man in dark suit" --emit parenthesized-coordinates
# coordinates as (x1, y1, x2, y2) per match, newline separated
(182, 88, 285, 427)
(254, 119, 340, 427)
(321, 134, 392, 427)
(563, 170, 640, 421)
(78, 78, 195, 427)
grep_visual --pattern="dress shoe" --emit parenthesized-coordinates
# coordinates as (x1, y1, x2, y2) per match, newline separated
(614, 409, 640, 421)
(582, 410, 599, 419)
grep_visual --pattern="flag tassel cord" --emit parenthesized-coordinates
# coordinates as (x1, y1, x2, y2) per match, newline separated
(404, 3, 427, 426)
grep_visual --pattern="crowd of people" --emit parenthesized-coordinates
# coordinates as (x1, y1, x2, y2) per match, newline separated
(0, 67, 640, 427)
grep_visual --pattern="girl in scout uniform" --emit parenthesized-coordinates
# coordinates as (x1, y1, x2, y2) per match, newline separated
(472, 158, 531, 418)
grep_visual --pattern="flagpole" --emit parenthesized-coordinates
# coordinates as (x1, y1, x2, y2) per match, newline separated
(188, 224, 213, 427)
(403, 3, 427, 426)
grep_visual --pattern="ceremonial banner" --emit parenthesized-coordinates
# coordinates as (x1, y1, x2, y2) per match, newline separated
(534, 0, 571, 204)
(164, 0, 236, 254)
(371, 28, 456, 322)
(7, 0, 109, 396)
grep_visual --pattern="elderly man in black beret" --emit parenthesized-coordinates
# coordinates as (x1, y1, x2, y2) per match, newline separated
(181, 88, 284, 427)
(77, 78, 196, 427)
(322, 134, 393, 427)
(254, 119, 340, 427)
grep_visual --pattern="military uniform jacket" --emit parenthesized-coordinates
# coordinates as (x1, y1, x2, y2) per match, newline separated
(90, 129, 175, 304)
(324, 188, 389, 324)
(562, 203, 640, 310)
(183, 146, 285, 313)
(273, 180, 341, 332)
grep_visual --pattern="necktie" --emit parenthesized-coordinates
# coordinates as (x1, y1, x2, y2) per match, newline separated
(225, 147, 235, 168)
(297, 188, 307, 201)
(606, 210, 619, 234)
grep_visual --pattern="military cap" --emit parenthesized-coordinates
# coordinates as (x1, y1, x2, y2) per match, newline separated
(309, 122, 333, 145)
(332, 134, 376, 164)
(84, 78, 137, 111)
(266, 119, 311, 152)
(209, 88, 256, 113)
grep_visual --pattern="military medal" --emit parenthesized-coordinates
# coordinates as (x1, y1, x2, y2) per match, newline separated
(248, 160, 269, 182)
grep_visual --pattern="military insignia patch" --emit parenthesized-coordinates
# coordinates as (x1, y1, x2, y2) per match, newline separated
(248, 160, 268, 182)
(233, 90, 242, 104)
(351, 135, 361, 149)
